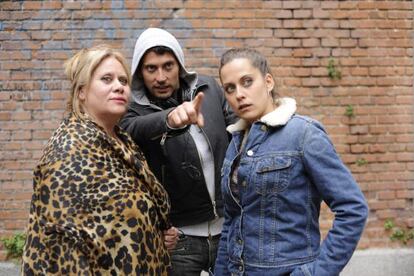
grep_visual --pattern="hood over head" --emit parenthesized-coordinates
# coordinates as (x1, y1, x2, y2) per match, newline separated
(130, 28, 198, 105)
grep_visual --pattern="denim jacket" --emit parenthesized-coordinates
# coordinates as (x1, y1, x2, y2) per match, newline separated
(214, 98, 368, 276)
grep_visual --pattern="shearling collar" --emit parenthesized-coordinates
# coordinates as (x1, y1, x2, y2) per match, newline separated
(226, 97, 297, 133)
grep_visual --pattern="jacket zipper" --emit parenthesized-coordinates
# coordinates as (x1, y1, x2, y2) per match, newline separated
(160, 132, 168, 146)
(199, 127, 219, 218)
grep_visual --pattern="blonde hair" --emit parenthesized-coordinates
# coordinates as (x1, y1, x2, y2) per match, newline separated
(64, 45, 131, 118)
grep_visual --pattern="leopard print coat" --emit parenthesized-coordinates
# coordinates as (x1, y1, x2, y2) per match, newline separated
(22, 114, 171, 275)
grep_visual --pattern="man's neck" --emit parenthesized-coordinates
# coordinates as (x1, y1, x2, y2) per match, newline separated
(147, 87, 183, 109)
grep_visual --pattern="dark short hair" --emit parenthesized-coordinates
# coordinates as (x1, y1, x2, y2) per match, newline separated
(146, 45, 175, 56)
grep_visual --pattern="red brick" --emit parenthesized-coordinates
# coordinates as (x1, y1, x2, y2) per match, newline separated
(396, 135, 414, 143)
(0, 211, 29, 220)
(388, 199, 408, 209)
(22, 101, 42, 110)
(292, 49, 313, 57)
(397, 153, 414, 162)
(41, 1, 62, 9)
(313, 8, 330, 19)
(63, 1, 81, 9)
(82, 1, 102, 9)
(368, 200, 388, 210)
(22, 1, 42, 10)
(123, 1, 141, 9)
(3, 142, 23, 150)
(44, 101, 65, 110)
(282, 1, 301, 9)
(3, 220, 28, 230)
(283, 39, 301, 47)
(302, 19, 322, 28)
(11, 130, 31, 140)
(294, 10, 312, 18)
(0, 112, 11, 121)
(264, 19, 282, 28)
(259, 1, 280, 9)
(2, 161, 34, 170)
(275, 10, 293, 18)
(376, 210, 398, 220)
(11, 111, 31, 121)
(350, 144, 368, 154)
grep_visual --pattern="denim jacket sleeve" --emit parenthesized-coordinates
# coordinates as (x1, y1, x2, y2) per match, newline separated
(302, 120, 368, 276)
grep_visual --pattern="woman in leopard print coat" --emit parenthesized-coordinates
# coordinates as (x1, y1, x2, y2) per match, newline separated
(22, 45, 175, 275)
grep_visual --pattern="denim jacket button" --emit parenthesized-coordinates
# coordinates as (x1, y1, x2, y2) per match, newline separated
(247, 150, 254, 156)
(237, 239, 243, 244)
(241, 180, 247, 187)
(238, 266, 243, 271)
(261, 125, 267, 131)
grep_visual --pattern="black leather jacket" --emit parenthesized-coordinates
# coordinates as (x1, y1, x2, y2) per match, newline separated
(120, 75, 236, 227)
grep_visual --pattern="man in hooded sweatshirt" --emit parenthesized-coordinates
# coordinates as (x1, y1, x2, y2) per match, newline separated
(120, 28, 236, 275)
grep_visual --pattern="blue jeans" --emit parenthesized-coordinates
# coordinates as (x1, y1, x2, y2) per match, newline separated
(170, 233, 220, 276)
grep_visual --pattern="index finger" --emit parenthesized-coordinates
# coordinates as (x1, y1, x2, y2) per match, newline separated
(192, 92, 204, 112)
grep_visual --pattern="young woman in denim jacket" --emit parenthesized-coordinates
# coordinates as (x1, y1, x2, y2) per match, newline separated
(214, 48, 368, 276)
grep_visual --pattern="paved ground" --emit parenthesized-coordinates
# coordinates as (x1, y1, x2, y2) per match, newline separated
(341, 248, 414, 276)
(0, 262, 19, 276)
(1, 249, 413, 275)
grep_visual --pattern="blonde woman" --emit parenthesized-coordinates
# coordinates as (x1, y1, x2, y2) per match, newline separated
(22, 45, 177, 275)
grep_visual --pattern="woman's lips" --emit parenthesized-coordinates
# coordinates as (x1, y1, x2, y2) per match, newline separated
(111, 97, 127, 103)
(239, 103, 251, 111)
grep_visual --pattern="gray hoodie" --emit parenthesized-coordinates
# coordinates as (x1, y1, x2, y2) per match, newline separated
(130, 28, 198, 105)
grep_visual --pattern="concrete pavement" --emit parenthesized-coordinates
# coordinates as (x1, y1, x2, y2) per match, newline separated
(1, 249, 413, 275)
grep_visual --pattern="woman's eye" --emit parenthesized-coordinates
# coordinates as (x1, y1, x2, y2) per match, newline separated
(242, 78, 252, 87)
(102, 76, 112, 83)
(119, 78, 128, 85)
(224, 86, 235, 94)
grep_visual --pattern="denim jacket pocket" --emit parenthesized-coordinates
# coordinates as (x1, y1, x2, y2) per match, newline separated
(254, 156, 291, 195)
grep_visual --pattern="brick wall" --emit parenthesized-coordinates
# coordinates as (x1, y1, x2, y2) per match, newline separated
(0, 0, 413, 259)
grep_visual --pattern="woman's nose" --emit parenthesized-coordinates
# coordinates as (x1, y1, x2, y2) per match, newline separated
(235, 86, 245, 99)
(114, 79, 125, 93)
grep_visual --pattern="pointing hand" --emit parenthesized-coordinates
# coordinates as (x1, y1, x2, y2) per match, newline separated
(167, 92, 205, 128)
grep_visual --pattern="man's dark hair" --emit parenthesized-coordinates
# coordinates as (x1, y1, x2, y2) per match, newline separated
(147, 46, 175, 56)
